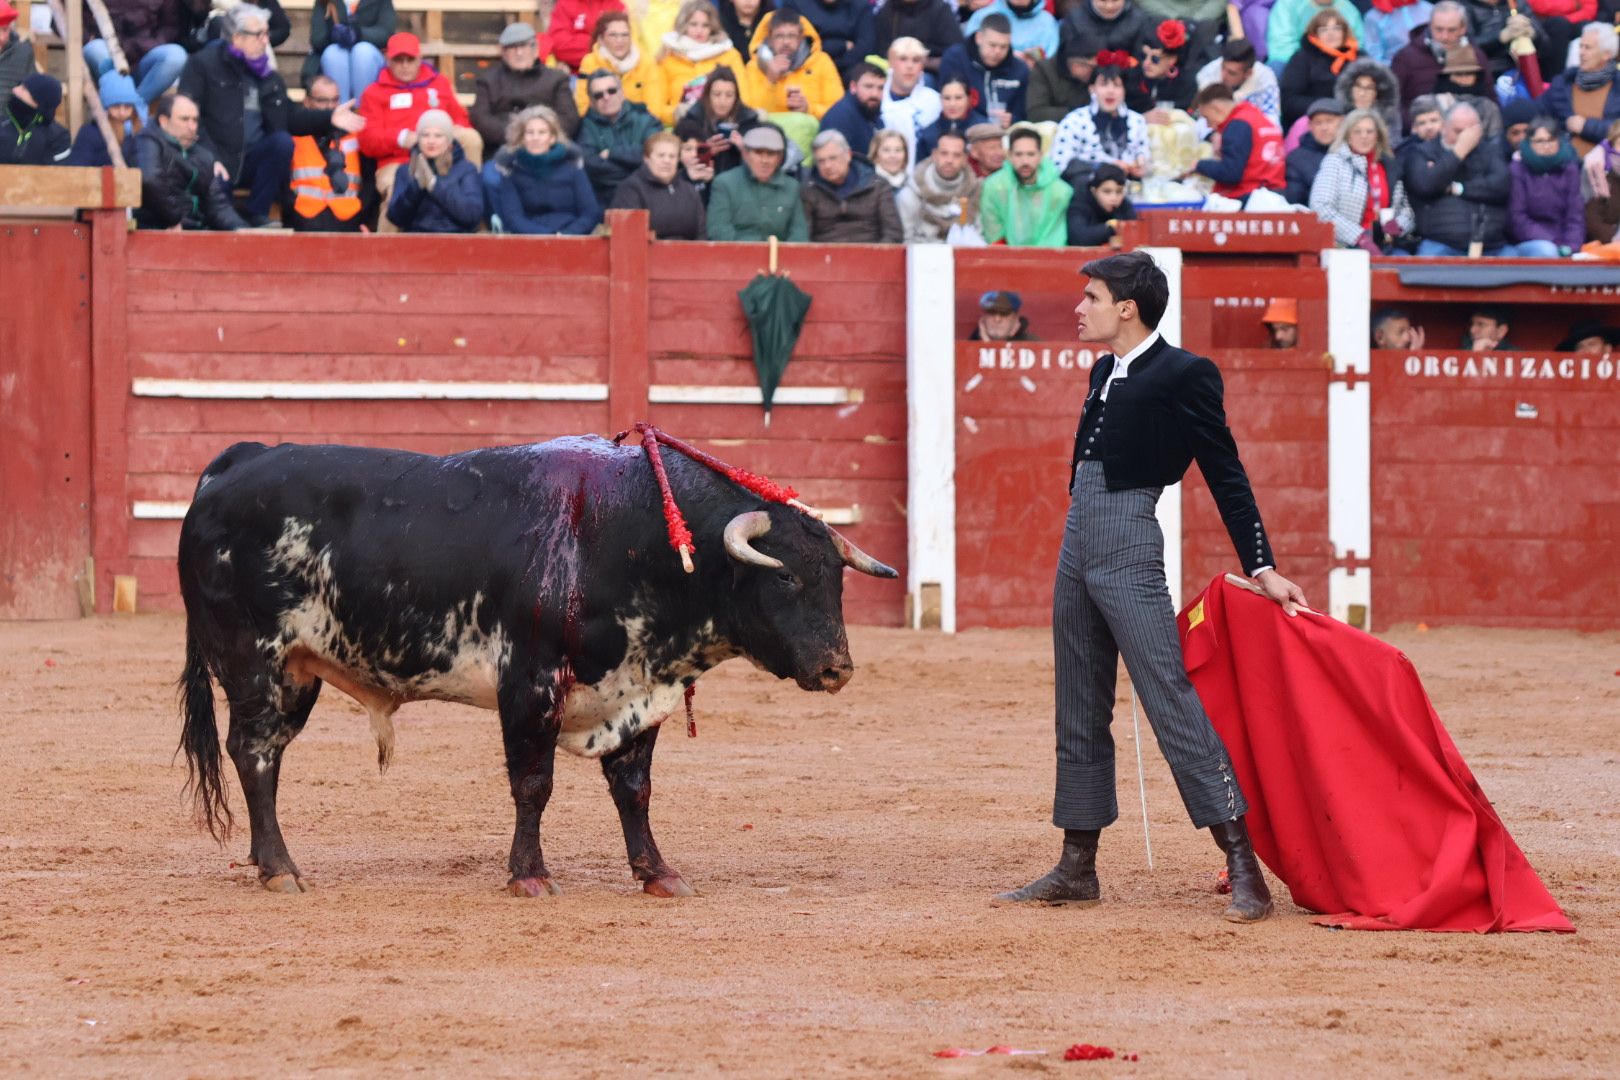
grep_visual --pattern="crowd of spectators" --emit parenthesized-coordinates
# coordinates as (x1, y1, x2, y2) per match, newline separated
(2, 0, 1620, 254)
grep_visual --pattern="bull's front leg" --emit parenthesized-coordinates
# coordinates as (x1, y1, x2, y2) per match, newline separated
(601, 724, 694, 898)
(497, 673, 563, 897)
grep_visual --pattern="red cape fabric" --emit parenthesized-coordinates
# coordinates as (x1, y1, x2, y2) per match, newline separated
(1178, 576, 1573, 933)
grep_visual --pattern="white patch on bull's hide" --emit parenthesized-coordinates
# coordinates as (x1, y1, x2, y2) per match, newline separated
(216, 548, 231, 565)
(557, 616, 731, 759)
(258, 519, 510, 768)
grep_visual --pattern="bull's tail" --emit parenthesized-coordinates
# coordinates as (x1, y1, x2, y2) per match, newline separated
(178, 624, 233, 843)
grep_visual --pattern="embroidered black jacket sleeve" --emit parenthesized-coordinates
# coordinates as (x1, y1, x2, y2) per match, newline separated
(1176, 355, 1274, 575)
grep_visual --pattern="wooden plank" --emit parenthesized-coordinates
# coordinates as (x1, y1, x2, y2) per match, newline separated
(647, 242, 905, 285)
(123, 311, 608, 357)
(607, 209, 651, 432)
(646, 280, 905, 323)
(126, 269, 606, 316)
(650, 318, 903, 361)
(131, 378, 608, 400)
(392, 0, 538, 11)
(647, 402, 906, 441)
(131, 351, 606, 383)
(89, 209, 130, 614)
(125, 231, 611, 275)
(0, 165, 139, 209)
(128, 397, 612, 436)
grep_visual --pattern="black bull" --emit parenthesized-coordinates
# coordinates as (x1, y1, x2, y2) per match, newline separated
(177, 436, 896, 896)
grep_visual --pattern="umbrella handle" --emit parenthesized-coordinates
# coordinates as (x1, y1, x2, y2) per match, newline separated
(768, 234, 779, 275)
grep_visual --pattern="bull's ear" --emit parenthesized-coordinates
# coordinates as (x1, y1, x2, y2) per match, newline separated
(827, 527, 898, 578)
(724, 510, 784, 569)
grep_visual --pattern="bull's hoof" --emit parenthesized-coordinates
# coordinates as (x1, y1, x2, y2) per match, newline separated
(507, 876, 562, 897)
(643, 873, 696, 899)
(262, 873, 308, 894)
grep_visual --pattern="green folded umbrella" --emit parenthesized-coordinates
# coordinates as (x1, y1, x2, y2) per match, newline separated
(737, 272, 812, 426)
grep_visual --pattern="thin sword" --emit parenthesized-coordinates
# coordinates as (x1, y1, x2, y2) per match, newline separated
(1130, 683, 1154, 871)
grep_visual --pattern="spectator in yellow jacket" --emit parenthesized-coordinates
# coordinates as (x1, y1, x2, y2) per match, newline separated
(741, 10, 842, 120)
(655, 0, 745, 124)
(576, 11, 668, 115)
(629, 0, 685, 59)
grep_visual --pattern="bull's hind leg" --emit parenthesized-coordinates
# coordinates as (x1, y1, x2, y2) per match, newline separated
(223, 678, 320, 893)
(498, 674, 563, 897)
(601, 725, 694, 898)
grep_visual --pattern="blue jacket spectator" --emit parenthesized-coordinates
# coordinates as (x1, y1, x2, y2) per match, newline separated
(819, 62, 886, 160)
(496, 144, 603, 234)
(964, 0, 1059, 62)
(1539, 25, 1620, 155)
(387, 131, 484, 232)
(1362, 0, 1432, 63)
(782, 0, 875, 80)
(939, 15, 1030, 124)
(915, 76, 987, 159)
(67, 71, 140, 166)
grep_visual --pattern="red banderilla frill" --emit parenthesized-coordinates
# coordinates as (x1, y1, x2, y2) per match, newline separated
(612, 422, 822, 574)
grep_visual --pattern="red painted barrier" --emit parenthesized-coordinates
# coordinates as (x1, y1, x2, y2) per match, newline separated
(109, 224, 908, 624)
(0, 222, 94, 618)
(8, 207, 1620, 632)
(1371, 349, 1620, 629)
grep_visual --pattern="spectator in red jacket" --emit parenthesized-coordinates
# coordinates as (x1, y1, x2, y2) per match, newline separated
(1188, 82, 1286, 202)
(357, 32, 483, 228)
(550, 0, 627, 71)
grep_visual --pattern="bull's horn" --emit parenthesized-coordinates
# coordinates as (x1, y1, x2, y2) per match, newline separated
(723, 510, 783, 569)
(828, 527, 899, 579)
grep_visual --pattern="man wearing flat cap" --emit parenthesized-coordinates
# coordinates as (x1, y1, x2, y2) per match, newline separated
(471, 22, 580, 150)
(706, 124, 811, 241)
(969, 290, 1036, 341)
(1284, 98, 1341, 205)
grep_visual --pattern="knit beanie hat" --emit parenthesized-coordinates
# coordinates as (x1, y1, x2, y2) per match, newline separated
(98, 71, 141, 110)
(416, 108, 455, 138)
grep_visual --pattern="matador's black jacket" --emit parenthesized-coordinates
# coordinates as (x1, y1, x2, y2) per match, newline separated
(1069, 333, 1275, 576)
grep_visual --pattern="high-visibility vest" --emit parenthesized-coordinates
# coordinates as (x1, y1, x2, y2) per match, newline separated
(290, 133, 363, 221)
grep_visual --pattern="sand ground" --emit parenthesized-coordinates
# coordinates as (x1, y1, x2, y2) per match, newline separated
(1, 616, 1616, 1077)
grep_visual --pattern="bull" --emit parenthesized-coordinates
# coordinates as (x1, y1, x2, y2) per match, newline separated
(177, 436, 896, 896)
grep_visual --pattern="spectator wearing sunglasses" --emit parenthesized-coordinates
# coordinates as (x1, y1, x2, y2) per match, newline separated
(576, 69, 665, 206)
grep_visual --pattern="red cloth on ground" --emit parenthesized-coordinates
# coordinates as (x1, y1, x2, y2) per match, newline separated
(1177, 575, 1574, 933)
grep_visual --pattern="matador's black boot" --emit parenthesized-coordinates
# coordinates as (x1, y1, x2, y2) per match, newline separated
(1210, 817, 1273, 923)
(994, 829, 1101, 905)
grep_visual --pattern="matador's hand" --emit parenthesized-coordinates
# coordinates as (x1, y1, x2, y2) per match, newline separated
(1254, 568, 1306, 617)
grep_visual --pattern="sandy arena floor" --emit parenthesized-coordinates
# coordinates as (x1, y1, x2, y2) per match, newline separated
(1, 615, 1616, 1077)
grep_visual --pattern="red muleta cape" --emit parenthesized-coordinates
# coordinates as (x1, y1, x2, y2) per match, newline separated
(1177, 575, 1573, 933)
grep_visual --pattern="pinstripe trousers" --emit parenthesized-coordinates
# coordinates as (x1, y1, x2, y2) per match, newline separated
(1052, 462, 1248, 830)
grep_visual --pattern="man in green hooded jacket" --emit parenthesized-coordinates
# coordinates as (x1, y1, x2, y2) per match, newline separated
(980, 125, 1071, 247)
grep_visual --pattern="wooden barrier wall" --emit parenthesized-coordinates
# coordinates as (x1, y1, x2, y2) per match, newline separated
(103, 221, 908, 624)
(1371, 349, 1620, 629)
(7, 206, 1620, 632)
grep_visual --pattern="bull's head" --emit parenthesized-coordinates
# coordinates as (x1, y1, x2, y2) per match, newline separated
(721, 506, 897, 693)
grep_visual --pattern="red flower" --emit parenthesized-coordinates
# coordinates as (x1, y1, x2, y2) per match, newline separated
(1096, 49, 1137, 69)
(1157, 19, 1187, 50)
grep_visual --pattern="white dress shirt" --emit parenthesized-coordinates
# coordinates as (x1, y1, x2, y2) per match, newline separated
(1100, 329, 1161, 401)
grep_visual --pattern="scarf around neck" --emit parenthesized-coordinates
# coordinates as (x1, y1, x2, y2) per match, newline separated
(663, 31, 734, 61)
(910, 159, 981, 224)
(602, 44, 643, 74)
(1574, 68, 1613, 92)
(1309, 34, 1359, 75)
(513, 144, 568, 179)
(1521, 134, 1576, 173)
(227, 42, 273, 79)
